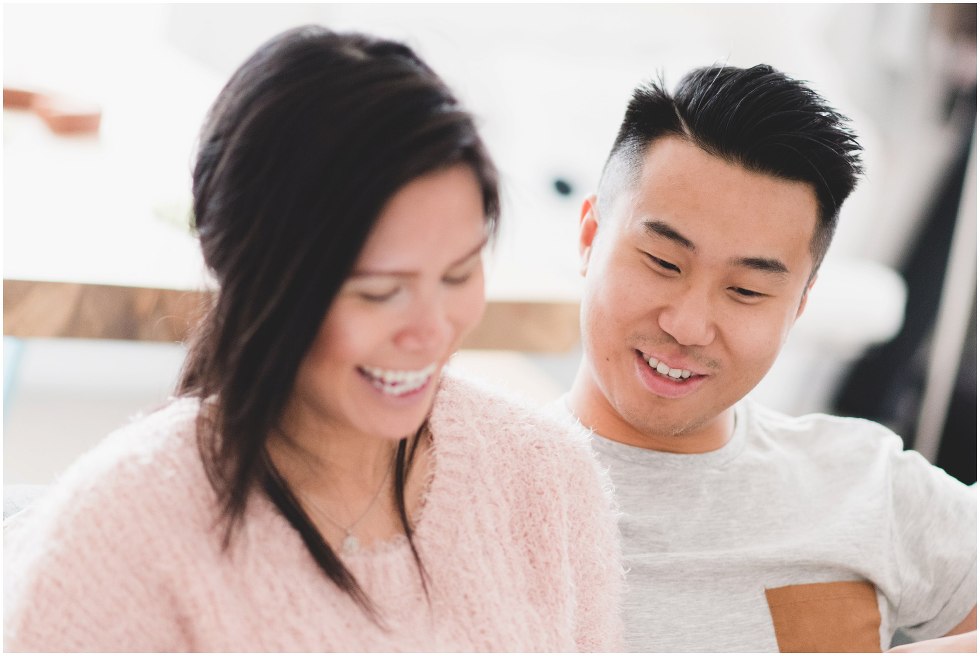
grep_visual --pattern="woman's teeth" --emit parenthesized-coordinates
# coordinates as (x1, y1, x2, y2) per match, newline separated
(360, 363, 437, 395)
(646, 356, 692, 380)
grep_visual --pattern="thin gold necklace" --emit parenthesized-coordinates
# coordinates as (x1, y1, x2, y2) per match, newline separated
(300, 453, 394, 556)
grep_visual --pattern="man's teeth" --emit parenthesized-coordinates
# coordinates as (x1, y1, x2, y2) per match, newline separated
(646, 356, 692, 380)
(360, 363, 437, 395)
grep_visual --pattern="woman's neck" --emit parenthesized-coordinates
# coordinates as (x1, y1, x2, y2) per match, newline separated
(265, 413, 433, 553)
(268, 414, 398, 498)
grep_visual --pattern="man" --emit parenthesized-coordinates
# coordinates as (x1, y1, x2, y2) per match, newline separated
(564, 64, 976, 652)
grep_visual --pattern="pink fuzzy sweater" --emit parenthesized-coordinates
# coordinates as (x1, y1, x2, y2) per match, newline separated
(4, 373, 624, 652)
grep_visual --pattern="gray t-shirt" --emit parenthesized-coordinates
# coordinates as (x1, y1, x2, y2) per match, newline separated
(559, 398, 977, 652)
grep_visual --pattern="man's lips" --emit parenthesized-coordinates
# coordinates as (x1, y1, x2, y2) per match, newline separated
(634, 350, 709, 399)
(636, 349, 708, 380)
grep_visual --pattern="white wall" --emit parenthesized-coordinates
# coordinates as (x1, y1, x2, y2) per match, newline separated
(4, 4, 974, 484)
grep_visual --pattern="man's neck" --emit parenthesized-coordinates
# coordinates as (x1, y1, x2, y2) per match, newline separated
(566, 369, 736, 454)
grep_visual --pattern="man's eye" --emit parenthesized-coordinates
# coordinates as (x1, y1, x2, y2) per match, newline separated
(731, 287, 765, 299)
(647, 254, 680, 273)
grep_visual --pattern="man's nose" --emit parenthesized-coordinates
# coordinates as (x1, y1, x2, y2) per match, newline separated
(656, 284, 716, 347)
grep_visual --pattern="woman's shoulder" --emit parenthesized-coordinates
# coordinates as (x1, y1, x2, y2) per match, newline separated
(427, 370, 619, 551)
(66, 395, 203, 489)
(3, 397, 213, 651)
(9, 396, 209, 541)
(430, 369, 596, 471)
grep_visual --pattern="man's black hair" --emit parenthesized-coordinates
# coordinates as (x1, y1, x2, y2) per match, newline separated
(599, 64, 864, 271)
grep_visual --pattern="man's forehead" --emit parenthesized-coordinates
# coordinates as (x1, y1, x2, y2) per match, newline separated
(599, 137, 696, 219)
(638, 139, 818, 215)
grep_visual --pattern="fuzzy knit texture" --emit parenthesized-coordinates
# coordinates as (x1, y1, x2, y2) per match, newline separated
(4, 372, 624, 652)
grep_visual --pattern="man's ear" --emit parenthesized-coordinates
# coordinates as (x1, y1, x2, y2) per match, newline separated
(579, 194, 599, 276)
(796, 274, 817, 319)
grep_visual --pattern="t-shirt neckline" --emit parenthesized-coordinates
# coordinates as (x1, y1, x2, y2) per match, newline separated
(556, 394, 748, 469)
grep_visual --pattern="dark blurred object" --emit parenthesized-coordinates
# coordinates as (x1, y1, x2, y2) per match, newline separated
(932, 3, 977, 42)
(834, 3, 976, 485)
(936, 299, 976, 484)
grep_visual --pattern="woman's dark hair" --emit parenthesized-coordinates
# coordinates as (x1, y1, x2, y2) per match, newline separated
(176, 25, 499, 616)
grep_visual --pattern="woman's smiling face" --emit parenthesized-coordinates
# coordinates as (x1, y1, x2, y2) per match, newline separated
(285, 164, 489, 443)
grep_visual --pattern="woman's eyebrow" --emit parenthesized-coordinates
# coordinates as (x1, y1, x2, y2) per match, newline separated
(351, 235, 489, 278)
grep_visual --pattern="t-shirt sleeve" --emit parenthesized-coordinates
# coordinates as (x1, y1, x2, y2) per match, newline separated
(3, 475, 184, 651)
(888, 445, 977, 640)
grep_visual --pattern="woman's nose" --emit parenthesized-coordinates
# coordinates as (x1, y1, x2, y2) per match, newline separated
(395, 293, 454, 352)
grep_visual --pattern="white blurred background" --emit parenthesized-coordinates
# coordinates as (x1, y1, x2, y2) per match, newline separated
(4, 4, 976, 486)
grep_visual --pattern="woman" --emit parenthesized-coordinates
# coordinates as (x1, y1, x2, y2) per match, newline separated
(3, 26, 623, 651)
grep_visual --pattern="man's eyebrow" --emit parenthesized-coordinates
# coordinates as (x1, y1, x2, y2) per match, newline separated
(644, 219, 790, 277)
(732, 256, 790, 276)
(643, 220, 695, 251)
(351, 235, 488, 278)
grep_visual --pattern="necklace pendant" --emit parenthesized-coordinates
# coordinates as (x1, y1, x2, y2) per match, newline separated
(342, 533, 360, 555)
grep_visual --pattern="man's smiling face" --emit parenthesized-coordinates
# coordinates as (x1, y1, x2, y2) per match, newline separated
(570, 136, 820, 453)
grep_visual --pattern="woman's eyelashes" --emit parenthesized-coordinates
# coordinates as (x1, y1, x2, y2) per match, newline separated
(443, 253, 483, 286)
(443, 273, 471, 286)
(353, 266, 479, 302)
(358, 286, 401, 303)
(442, 264, 479, 286)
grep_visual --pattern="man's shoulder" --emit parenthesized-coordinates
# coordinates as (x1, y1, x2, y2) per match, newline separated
(744, 398, 904, 454)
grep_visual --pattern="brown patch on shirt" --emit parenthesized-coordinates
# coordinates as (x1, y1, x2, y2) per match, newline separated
(765, 581, 881, 652)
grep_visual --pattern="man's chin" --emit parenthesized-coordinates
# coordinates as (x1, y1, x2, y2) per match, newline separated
(616, 398, 731, 452)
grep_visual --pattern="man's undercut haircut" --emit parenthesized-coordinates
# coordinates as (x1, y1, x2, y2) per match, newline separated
(598, 64, 864, 272)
